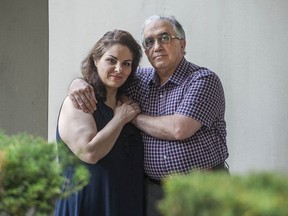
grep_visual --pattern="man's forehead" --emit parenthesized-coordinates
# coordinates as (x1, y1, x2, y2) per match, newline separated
(143, 20, 174, 37)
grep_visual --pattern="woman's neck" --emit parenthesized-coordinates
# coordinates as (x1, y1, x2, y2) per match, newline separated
(105, 89, 117, 110)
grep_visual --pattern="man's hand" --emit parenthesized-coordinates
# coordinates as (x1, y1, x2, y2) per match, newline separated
(69, 78, 97, 113)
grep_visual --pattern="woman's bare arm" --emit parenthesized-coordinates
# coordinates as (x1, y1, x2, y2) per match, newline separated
(59, 97, 140, 164)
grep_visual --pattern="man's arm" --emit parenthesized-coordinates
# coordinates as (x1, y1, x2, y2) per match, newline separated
(132, 113, 202, 140)
(69, 78, 97, 113)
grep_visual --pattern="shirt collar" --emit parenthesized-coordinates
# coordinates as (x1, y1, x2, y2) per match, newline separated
(148, 57, 190, 86)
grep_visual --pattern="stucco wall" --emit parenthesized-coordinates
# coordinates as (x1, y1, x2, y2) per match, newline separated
(48, 0, 288, 174)
(0, 0, 48, 138)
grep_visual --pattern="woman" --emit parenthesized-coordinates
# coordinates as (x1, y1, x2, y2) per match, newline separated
(54, 30, 144, 216)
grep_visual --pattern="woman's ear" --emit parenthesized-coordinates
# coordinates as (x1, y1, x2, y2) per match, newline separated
(94, 59, 98, 67)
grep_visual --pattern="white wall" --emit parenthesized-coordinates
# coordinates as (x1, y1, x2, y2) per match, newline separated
(49, 0, 288, 174)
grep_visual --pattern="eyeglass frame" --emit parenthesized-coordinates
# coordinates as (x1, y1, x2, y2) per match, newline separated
(142, 32, 183, 49)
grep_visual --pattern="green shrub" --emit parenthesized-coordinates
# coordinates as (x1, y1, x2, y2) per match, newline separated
(0, 131, 89, 215)
(159, 172, 288, 216)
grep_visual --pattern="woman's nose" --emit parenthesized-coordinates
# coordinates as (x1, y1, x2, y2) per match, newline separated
(115, 64, 122, 73)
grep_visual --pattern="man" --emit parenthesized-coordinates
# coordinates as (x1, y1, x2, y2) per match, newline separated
(69, 15, 229, 216)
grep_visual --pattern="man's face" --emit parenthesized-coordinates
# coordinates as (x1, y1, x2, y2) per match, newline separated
(142, 20, 185, 75)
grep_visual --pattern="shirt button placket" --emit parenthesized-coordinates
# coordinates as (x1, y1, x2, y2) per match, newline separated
(159, 88, 165, 115)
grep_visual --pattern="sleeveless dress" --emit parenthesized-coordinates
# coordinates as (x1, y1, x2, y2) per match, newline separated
(54, 100, 145, 216)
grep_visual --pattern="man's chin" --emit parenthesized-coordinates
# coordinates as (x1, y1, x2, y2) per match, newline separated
(153, 61, 166, 68)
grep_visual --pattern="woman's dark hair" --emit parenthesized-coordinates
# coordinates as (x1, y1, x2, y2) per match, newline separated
(81, 29, 142, 101)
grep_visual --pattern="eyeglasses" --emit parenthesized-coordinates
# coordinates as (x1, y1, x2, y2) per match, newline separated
(142, 33, 182, 49)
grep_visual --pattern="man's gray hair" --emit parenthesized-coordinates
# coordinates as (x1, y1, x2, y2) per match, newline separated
(141, 15, 186, 42)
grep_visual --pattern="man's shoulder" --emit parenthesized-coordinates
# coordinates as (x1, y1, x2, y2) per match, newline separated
(179, 61, 222, 88)
(178, 58, 213, 75)
(187, 62, 218, 78)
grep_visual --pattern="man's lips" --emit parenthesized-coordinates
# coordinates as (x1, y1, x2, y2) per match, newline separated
(153, 54, 166, 60)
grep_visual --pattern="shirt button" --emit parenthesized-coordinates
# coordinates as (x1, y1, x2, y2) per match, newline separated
(163, 155, 167, 160)
(160, 94, 163, 98)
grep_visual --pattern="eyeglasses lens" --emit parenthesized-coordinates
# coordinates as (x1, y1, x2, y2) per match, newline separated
(159, 34, 171, 43)
(144, 34, 171, 49)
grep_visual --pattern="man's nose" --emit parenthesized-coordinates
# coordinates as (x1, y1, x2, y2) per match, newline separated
(153, 39, 163, 50)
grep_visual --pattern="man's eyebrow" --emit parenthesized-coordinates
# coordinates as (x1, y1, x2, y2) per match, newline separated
(159, 32, 169, 35)
(146, 32, 169, 38)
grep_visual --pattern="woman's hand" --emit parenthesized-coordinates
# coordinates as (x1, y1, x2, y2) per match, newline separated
(114, 100, 141, 124)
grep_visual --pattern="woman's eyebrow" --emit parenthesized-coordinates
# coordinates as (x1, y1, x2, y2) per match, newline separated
(108, 55, 132, 62)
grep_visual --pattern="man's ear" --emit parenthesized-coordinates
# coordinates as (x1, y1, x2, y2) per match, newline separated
(94, 59, 98, 67)
(181, 39, 186, 51)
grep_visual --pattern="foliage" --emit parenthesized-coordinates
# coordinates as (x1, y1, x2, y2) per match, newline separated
(159, 171, 288, 216)
(0, 131, 89, 215)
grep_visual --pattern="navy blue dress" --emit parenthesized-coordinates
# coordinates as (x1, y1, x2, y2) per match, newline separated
(54, 100, 145, 216)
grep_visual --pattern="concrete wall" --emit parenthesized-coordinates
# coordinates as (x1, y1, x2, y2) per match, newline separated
(0, 0, 48, 138)
(47, 0, 287, 174)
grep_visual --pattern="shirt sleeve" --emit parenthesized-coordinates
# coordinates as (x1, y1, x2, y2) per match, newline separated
(175, 71, 225, 128)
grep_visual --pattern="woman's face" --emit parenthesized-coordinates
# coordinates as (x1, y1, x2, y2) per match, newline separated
(95, 44, 133, 90)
